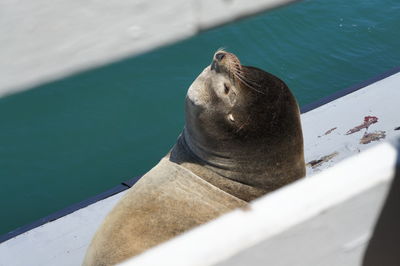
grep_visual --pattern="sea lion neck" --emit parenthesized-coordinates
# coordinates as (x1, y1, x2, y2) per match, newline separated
(170, 113, 305, 198)
(179, 126, 288, 182)
(169, 131, 269, 202)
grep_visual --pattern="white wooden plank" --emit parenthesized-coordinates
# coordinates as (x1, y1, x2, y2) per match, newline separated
(0, 191, 126, 266)
(302, 72, 400, 175)
(120, 142, 396, 266)
(0, 0, 196, 97)
(198, 0, 297, 29)
(215, 183, 387, 266)
(0, 0, 298, 97)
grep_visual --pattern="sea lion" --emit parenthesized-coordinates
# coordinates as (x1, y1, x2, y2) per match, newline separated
(83, 50, 305, 266)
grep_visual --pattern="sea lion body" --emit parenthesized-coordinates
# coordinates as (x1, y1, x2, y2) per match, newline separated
(83, 158, 245, 266)
(83, 51, 305, 265)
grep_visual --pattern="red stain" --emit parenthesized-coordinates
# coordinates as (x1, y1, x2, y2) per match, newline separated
(346, 116, 379, 135)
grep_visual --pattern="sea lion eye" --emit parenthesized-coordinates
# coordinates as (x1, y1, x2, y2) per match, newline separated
(224, 84, 230, 94)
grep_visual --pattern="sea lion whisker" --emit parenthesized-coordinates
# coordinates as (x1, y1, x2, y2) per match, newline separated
(233, 72, 265, 95)
(216, 47, 227, 53)
(236, 123, 246, 133)
(235, 115, 251, 133)
(234, 71, 261, 85)
(231, 67, 260, 84)
(234, 72, 261, 90)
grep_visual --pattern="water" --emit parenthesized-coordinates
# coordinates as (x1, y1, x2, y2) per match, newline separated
(1, 0, 400, 236)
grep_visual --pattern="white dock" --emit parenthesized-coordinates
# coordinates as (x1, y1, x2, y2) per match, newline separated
(1, 69, 399, 266)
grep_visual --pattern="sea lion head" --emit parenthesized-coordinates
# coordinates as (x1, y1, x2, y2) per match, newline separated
(178, 50, 305, 192)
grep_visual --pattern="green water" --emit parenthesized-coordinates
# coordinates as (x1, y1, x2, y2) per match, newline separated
(1, 0, 400, 235)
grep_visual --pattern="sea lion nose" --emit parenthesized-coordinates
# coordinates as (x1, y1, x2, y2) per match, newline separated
(215, 52, 225, 61)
